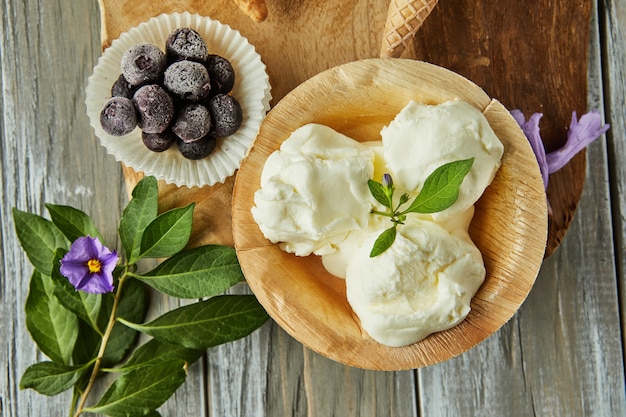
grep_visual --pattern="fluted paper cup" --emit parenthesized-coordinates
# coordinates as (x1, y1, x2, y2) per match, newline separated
(86, 12, 272, 187)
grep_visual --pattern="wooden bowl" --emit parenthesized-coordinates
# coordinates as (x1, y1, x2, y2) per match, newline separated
(232, 58, 548, 370)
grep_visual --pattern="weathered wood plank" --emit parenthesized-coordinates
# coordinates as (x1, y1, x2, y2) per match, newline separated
(601, 0, 626, 355)
(0, 1, 207, 416)
(3, 0, 626, 416)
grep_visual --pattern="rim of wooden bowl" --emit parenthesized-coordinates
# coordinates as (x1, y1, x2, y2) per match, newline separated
(232, 58, 548, 370)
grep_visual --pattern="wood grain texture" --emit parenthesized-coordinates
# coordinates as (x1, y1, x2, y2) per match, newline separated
(2, 0, 625, 416)
(601, 0, 626, 354)
(413, 0, 593, 256)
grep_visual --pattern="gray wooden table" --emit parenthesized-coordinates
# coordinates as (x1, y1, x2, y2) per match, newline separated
(2, 0, 626, 416)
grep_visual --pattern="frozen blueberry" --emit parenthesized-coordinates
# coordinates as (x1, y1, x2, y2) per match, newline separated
(132, 84, 174, 134)
(100, 96, 137, 136)
(177, 135, 217, 160)
(110, 74, 135, 99)
(121, 43, 167, 86)
(205, 55, 235, 95)
(171, 103, 212, 142)
(207, 94, 242, 137)
(165, 27, 208, 63)
(163, 60, 211, 102)
(142, 129, 176, 152)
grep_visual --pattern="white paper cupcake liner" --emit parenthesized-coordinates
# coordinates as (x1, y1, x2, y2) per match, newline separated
(85, 12, 272, 187)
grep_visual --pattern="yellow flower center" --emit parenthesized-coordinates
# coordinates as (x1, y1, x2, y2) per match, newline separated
(87, 259, 102, 273)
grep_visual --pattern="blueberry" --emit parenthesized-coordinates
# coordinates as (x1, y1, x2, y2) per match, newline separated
(133, 84, 174, 134)
(100, 96, 137, 136)
(205, 55, 235, 95)
(177, 135, 217, 160)
(207, 94, 242, 137)
(110, 74, 135, 99)
(163, 60, 211, 102)
(142, 129, 176, 152)
(172, 103, 212, 142)
(165, 27, 209, 63)
(121, 43, 166, 86)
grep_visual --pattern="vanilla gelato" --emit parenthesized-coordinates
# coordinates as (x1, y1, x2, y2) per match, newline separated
(252, 100, 503, 348)
(382, 100, 504, 220)
(252, 123, 375, 256)
(345, 217, 486, 347)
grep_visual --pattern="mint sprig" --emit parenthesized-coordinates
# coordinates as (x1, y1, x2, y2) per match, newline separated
(13, 176, 269, 417)
(368, 158, 474, 257)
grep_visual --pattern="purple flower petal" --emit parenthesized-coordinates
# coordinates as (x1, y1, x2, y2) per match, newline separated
(511, 110, 549, 189)
(60, 236, 118, 294)
(77, 271, 115, 294)
(546, 110, 609, 174)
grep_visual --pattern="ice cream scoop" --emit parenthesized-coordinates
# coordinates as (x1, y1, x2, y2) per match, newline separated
(382, 100, 504, 221)
(346, 216, 485, 347)
(252, 123, 376, 256)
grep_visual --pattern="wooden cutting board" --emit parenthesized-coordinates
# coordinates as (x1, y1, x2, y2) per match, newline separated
(100, 0, 592, 256)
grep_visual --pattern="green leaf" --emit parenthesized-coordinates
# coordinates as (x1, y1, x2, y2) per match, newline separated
(138, 203, 195, 259)
(403, 158, 474, 214)
(132, 245, 244, 298)
(20, 361, 89, 396)
(102, 279, 149, 366)
(72, 320, 101, 366)
(121, 339, 204, 372)
(119, 176, 159, 264)
(45, 203, 104, 242)
(12, 208, 68, 275)
(25, 270, 78, 364)
(369, 226, 397, 258)
(118, 295, 269, 350)
(85, 360, 187, 417)
(367, 179, 392, 209)
(50, 249, 103, 333)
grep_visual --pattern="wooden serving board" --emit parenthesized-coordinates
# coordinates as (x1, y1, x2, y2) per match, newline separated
(100, 0, 593, 256)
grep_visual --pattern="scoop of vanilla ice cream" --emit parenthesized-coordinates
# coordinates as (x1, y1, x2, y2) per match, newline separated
(252, 123, 375, 256)
(345, 216, 485, 347)
(382, 100, 504, 220)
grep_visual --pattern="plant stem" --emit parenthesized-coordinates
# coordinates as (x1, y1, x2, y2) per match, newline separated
(72, 268, 129, 417)
(371, 209, 394, 218)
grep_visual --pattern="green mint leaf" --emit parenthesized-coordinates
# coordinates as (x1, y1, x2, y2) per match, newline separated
(12, 208, 68, 276)
(367, 179, 392, 209)
(369, 226, 397, 258)
(101, 279, 149, 366)
(45, 203, 104, 243)
(118, 295, 269, 350)
(50, 249, 103, 333)
(121, 339, 204, 372)
(25, 270, 78, 364)
(119, 176, 159, 264)
(85, 360, 187, 417)
(138, 203, 195, 259)
(403, 158, 474, 214)
(132, 245, 244, 299)
(19, 361, 89, 396)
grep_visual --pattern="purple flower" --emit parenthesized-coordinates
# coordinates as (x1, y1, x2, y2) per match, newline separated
(382, 173, 393, 189)
(60, 236, 118, 294)
(510, 110, 548, 189)
(511, 109, 609, 190)
(546, 110, 610, 174)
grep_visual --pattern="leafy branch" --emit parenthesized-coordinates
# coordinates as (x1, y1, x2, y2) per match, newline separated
(368, 158, 474, 257)
(13, 176, 269, 417)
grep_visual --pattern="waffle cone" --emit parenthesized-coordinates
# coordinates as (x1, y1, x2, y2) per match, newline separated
(232, 0, 268, 22)
(380, 0, 439, 58)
